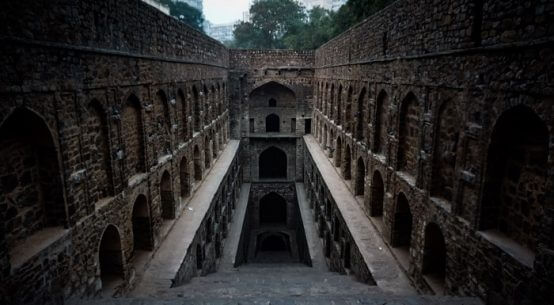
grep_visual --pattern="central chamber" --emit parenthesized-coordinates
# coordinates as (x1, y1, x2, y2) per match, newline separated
(235, 182, 311, 265)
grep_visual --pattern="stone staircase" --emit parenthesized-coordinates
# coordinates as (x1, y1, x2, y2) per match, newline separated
(78, 262, 483, 305)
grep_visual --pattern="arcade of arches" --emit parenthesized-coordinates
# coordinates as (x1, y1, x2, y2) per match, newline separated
(1, 0, 553, 305)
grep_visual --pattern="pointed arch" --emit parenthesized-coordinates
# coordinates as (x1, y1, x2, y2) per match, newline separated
(204, 136, 211, 168)
(356, 87, 366, 141)
(334, 136, 342, 168)
(266, 113, 280, 132)
(86, 100, 114, 200)
(132, 194, 153, 252)
(422, 223, 447, 286)
(259, 146, 287, 179)
(370, 171, 385, 217)
(431, 100, 460, 201)
(260, 192, 287, 224)
(0, 107, 66, 245)
(123, 94, 146, 175)
(98, 225, 124, 291)
(160, 171, 174, 220)
(178, 88, 188, 142)
(345, 87, 353, 133)
(355, 157, 365, 196)
(193, 145, 202, 181)
(192, 86, 201, 132)
(480, 105, 548, 252)
(156, 90, 171, 158)
(337, 85, 343, 125)
(180, 156, 190, 198)
(397, 92, 420, 176)
(373, 90, 388, 154)
(343, 144, 352, 180)
(391, 193, 412, 249)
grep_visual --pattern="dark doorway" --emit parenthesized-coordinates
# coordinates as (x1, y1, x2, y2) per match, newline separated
(422, 223, 447, 281)
(132, 195, 153, 252)
(304, 118, 311, 134)
(370, 171, 384, 217)
(260, 235, 288, 251)
(266, 114, 280, 132)
(99, 225, 124, 291)
(392, 193, 412, 249)
(355, 157, 365, 195)
(481, 105, 548, 252)
(194, 145, 202, 181)
(259, 147, 287, 179)
(160, 171, 174, 220)
(260, 192, 287, 225)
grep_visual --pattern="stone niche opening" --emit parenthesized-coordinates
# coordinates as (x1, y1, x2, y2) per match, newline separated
(0, 108, 66, 268)
(259, 146, 287, 179)
(480, 105, 548, 263)
(265, 113, 280, 132)
(238, 183, 311, 266)
(98, 224, 124, 294)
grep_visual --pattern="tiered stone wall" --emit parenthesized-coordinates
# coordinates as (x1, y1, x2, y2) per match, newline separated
(228, 50, 315, 182)
(312, 0, 553, 304)
(0, 0, 233, 304)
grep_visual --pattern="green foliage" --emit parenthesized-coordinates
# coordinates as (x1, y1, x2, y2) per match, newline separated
(233, 0, 394, 49)
(233, 0, 306, 49)
(154, 0, 205, 31)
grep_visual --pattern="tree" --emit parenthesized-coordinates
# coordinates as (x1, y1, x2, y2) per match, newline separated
(233, 0, 306, 49)
(154, 0, 205, 31)
(283, 6, 335, 50)
(332, 0, 393, 36)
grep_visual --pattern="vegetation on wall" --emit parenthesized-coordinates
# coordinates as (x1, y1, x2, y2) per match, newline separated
(232, 0, 394, 50)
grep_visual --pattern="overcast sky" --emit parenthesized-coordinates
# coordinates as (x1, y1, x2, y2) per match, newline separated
(204, 0, 252, 24)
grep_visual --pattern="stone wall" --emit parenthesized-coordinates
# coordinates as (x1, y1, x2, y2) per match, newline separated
(228, 50, 315, 183)
(302, 154, 375, 285)
(311, 0, 554, 304)
(0, 0, 232, 304)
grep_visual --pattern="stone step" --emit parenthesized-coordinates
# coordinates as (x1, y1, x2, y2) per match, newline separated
(75, 294, 483, 305)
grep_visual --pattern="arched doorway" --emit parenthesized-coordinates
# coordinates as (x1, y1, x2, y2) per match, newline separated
(355, 157, 365, 195)
(397, 92, 420, 176)
(160, 171, 174, 220)
(204, 136, 211, 169)
(266, 114, 280, 132)
(259, 147, 287, 179)
(86, 100, 113, 201)
(422, 223, 447, 291)
(343, 145, 352, 180)
(481, 105, 548, 252)
(374, 90, 388, 154)
(132, 194, 153, 252)
(98, 225, 124, 292)
(194, 145, 202, 181)
(180, 157, 190, 198)
(334, 137, 342, 167)
(192, 86, 200, 132)
(391, 193, 412, 250)
(259, 192, 287, 225)
(370, 171, 385, 217)
(431, 100, 460, 202)
(356, 88, 366, 141)
(123, 94, 146, 175)
(0, 108, 66, 247)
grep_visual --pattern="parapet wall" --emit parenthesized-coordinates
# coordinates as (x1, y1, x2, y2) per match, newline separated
(316, 0, 553, 67)
(0, 0, 228, 68)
